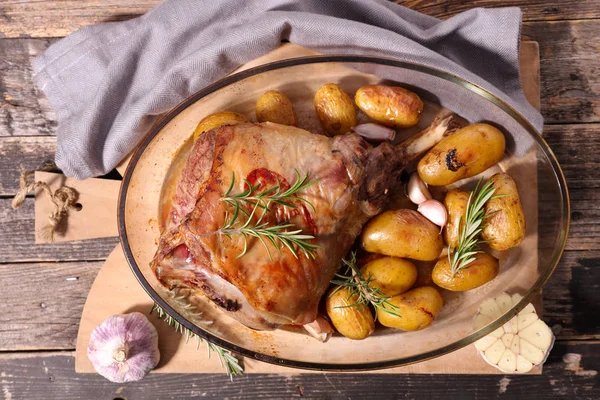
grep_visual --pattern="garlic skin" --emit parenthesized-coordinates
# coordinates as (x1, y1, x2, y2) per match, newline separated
(304, 316, 334, 343)
(418, 199, 448, 229)
(407, 173, 432, 205)
(88, 312, 160, 383)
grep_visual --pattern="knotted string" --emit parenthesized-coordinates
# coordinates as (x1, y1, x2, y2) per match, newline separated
(12, 162, 79, 242)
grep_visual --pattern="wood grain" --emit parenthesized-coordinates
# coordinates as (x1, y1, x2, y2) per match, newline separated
(543, 251, 600, 340)
(0, 198, 119, 263)
(0, 136, 56, 195)
(0, 1, 159, 38)
(0, 38, 57, 136)
(523, 21, 600, 124)
(398, 1, 600, 22)
(0, 341, 598, 399)
(543, 124, 600, 251)
(0, 261, 101, 351)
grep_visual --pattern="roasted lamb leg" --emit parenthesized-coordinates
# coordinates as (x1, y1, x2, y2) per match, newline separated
(152, 116, 459, 330)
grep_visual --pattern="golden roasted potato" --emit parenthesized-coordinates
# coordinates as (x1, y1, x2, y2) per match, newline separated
(193, 111, 249, 141)
(255, 90, 297, 126)
(443, 188, 471, 248)
(377, 286, 443, 331)
(354, 85, 423, 128)
(326, 287, 375, 340)
(481, 173, 526, 250)
(314, 83, 357, 136)
(417, 123, 506, 186)
(432, 252, 499, 291)
(361, 209, 444, 261)
(360, 257, 417, 297)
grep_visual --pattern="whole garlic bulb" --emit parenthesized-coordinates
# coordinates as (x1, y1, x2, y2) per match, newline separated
(88, 312, 160, 383)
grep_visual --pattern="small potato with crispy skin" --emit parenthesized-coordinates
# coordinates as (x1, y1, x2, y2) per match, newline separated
(417, 123, 506, 186)
(432, 252, 499, 291)
(482, 173, 526, 250)
(355, 85, 423, 128)
(314, 83, 357, 136)
(361, 209, 444, 261)
(255, 90, 297, 126)
(377, 286, 444, 331)
(326, 287, 375, 340)
(360, 257, 417, 297)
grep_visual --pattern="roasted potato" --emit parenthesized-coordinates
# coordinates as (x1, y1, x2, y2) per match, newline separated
(193, 111, 249, 141)
(481, 173, 526, 250)
(443, 188, 471, 248)
(417, 123, 506, 186)
(361, 209, 444, 261)
(355, 85, 423, 128)
(360, 257, 417, 297)
(255, 90, 297, 126)
(314, 83, 357, 136)
(432, 252, 499, 291)
(326, 287, 375, 340)
(377, 286, 443, 331)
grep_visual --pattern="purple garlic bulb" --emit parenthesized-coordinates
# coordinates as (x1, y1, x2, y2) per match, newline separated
(88, 312, 160, 383)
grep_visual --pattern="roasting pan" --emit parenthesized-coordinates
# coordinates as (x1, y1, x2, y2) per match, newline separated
(118, 56, 569, 371)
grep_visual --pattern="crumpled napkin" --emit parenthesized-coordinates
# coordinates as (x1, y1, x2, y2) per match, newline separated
(32, 0, 541, 179)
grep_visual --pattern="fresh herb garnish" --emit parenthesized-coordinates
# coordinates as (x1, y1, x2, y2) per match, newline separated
(448, 178, 502, 278)
(330, 252, 401, 319)
(151, 302, 243, 378)
(217, 169, 319, 260)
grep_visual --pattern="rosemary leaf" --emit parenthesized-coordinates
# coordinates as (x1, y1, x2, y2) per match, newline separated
(448, 178, 503, 277)
(150, 303, 243, 378)
(329, 252, 401, 319)
(218, 169, 320, 259)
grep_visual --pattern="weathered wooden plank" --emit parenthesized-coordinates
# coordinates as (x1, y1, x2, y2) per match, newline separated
(543, 124, 600, 251)
(0, 198, 119, 263)
(523, 21, 600, 124)
(0, 1, 159, 39)
(0, 261, 101, 351)
(398, 1, 600, 22)
(0, 341, 597, 399)
(543, 251, 600, 340)
(0, 136, 56, 195)
(0, 38, 57, 136)
(1, 1, 599, 39)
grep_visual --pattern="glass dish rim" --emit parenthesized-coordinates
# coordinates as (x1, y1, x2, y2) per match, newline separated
(118, 55, 570, 371)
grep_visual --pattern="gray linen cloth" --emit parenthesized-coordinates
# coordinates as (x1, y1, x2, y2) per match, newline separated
(32, 0, 542, 179)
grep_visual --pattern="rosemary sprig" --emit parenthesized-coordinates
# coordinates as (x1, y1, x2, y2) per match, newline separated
(330, 252, 401, 319)
(150, 303, 243, 378)
(217, 170, 320, 260)
(221, 169, 318, 212)
(448, 178, 502, 278)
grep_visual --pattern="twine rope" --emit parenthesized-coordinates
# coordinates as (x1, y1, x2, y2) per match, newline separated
(12, 162, 78, 242)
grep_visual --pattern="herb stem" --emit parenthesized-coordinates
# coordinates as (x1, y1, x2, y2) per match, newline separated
(448, 178, 503, 277)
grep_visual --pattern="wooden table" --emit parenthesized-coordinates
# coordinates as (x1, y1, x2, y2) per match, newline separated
(0, 1, 598, 399)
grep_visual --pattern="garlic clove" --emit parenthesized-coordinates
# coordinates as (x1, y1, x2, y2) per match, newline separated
(303, 316, 334, 343)
(352, 123, 396, 141)
(417, 199, 447, 229)
(407, 173, 432, 205)
(88, 312, 160, 383)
